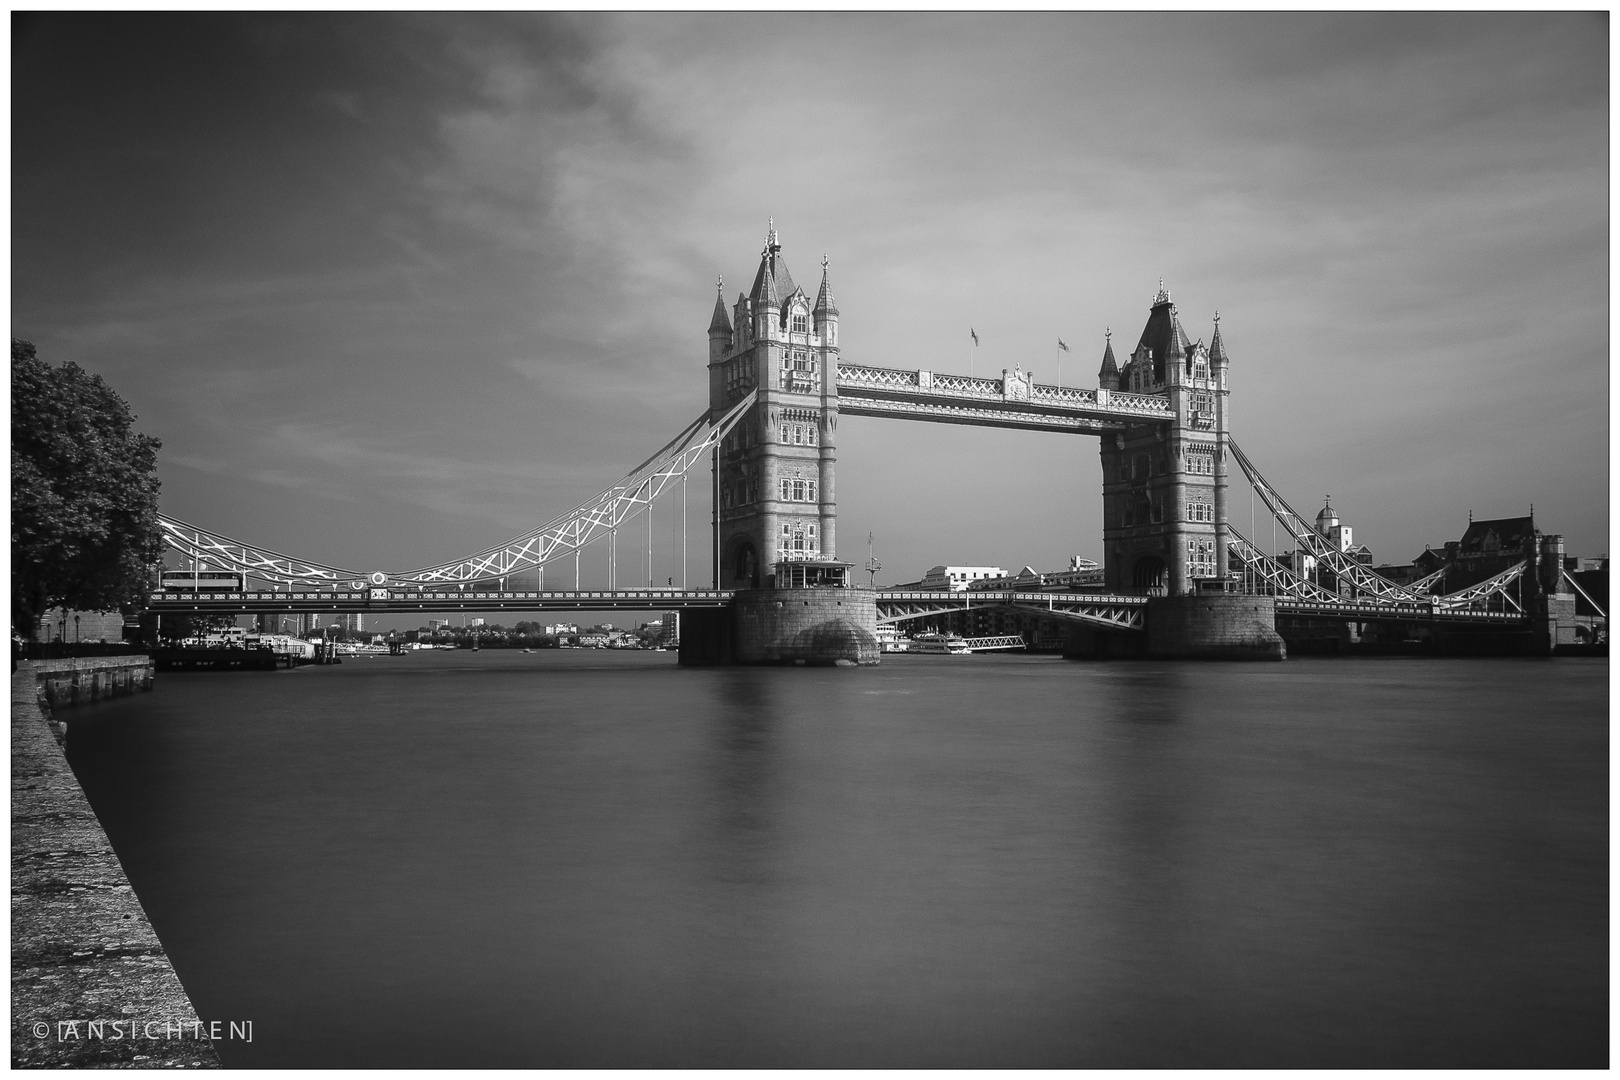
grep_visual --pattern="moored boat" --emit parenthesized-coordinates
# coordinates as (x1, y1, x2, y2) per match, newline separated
(908, 632, 971, 655)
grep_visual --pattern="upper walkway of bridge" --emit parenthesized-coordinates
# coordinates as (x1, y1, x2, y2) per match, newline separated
(835, 363, 1174, 433)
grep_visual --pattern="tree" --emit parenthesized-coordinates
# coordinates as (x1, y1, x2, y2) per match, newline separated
(12, 340, 163, 639)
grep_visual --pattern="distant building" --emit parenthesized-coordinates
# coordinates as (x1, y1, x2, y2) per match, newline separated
(545, 623, 578, 636)
(972, 566, 1044, 591)
(917, 565, 1007, 591)
(1451, 515, 1537, 578)
(428, 619, 449, 631)
(33, 608, 128, 643)
(1373, 512, 1576, 600)
(1275, 551, 1318, 577)
(661, 611, 680, 645)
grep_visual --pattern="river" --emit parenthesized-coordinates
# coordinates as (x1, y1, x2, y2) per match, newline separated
(63, 650, 1607, 1067)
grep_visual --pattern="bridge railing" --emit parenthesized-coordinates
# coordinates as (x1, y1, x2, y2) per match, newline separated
(836, 364, 1171, 416)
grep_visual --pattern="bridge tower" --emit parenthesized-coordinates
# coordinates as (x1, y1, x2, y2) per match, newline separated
(1097, 284, 1230, 596)
(707, 223, 840, 587)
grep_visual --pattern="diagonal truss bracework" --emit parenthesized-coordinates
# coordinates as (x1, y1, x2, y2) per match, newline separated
(1436, 560, 1525, 613)
(159, 390, 759, 589)
(1227, 526, 1342, 603)
(875, 591, 1147, 632)
(1229, 439, 1442, 605)
(1226, 442, 1528, 612)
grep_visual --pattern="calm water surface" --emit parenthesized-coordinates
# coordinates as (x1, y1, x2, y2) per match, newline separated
(65, 651, 1607, 1067)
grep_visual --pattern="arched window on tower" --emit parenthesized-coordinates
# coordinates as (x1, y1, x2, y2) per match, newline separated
(792, 312, 808, 334)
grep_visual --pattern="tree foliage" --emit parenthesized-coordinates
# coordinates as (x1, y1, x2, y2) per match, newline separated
(12, 340, 163, 638)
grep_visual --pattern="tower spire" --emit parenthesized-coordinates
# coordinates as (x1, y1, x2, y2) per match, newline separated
(1209, 310, 1228, 366)
(814, 253, 838, 317)
(708, 274, 732, 335)
(1097, 326, 1119, 389)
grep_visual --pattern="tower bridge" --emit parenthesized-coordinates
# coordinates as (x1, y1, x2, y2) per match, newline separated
(147, 223, 1581, 662)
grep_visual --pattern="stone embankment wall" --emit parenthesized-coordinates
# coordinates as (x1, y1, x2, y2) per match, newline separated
(31, 656, 154, 712)
(12, 659, 219, 1068)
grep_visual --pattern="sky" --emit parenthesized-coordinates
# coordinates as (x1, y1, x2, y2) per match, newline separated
(11, 12, 1610, 622)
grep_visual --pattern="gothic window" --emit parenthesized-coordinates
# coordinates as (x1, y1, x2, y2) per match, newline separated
(1132, 454, 1149, 482)
(793, 479, 806, 501)
(806, 480, 817, 501)
(792, 313, 808, 334)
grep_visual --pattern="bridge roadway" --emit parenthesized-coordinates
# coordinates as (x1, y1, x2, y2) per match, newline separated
(877, 590, 1149, 632)
(146, 587, 736, 616)
(1273, 598, 1528, 624)
(147, 586, 1527, 630)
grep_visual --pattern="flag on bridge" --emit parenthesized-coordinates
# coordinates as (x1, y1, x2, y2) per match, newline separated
(1058, 338, 1069, 351)
(970, 328, 978, 346)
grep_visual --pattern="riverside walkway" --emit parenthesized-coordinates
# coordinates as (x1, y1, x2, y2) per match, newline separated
(11, 660, 218, 1068)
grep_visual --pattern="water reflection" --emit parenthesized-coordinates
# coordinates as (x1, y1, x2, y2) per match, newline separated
(704, 670, 781, 888)
(59, 652, 1607, 1068)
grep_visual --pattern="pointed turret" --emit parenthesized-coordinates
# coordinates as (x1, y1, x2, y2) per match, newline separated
(1209, 312, 1228, 367)
(814, 255, 838, 318)
(749, 219, 795, 338)
(1165, 313, 1186, 361)
(1098, 328, 1119, 390)
(1133, 280, 1195, 384)
(708, 277, 732, 335)
(707, 275, 732, 366)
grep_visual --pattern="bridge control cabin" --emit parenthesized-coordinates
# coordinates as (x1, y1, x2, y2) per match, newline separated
(773, 560, 852, 589)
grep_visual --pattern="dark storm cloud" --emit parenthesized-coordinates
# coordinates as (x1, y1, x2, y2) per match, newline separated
(11, 13, 1607, 584)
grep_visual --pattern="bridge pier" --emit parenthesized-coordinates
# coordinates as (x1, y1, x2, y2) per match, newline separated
(1144, 595, 1286, 660)
(679, 588, 880, 666)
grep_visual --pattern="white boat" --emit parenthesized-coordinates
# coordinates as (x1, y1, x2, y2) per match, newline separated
(874, 625, 909, 653)
(908, 632, 971, 655)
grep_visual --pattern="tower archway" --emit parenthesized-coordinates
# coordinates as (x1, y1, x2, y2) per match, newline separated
(1132, 553, 1168, 595)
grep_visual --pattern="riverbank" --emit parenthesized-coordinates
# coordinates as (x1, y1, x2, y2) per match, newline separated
(11, 659, 218, 1068)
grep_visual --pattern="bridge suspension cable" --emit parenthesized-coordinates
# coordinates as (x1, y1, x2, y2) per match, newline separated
(1226, 440, 1528, 612)
(1226, 526, 1343, 603)
(1227, 439, 1436, 604)
(158, 390, 758, 590)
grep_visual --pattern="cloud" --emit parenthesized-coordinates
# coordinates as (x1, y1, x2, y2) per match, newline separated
(12, 13, 1608, 579)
